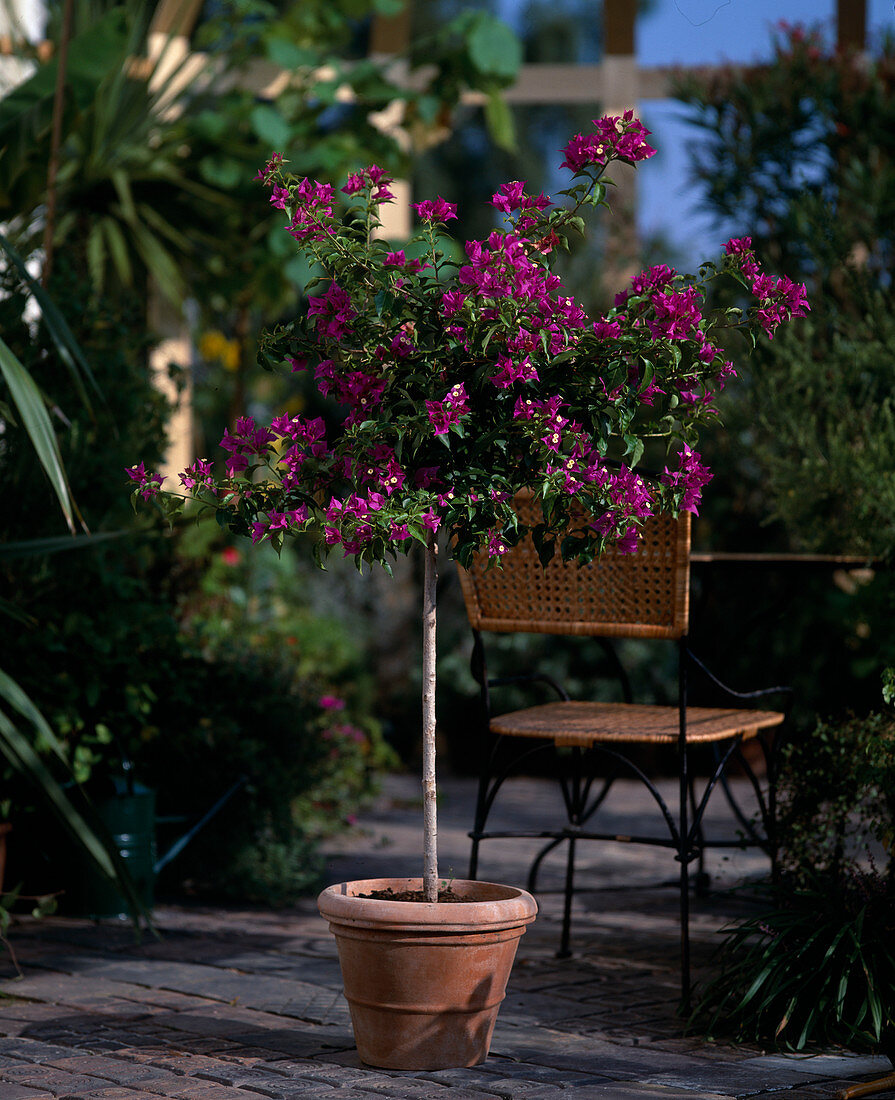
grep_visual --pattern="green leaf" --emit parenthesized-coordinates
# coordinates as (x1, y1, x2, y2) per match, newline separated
(32, 894, 58, 919)
(0, 338, 77, 532)
(102, 217, 134, 289)
(198, 155, 244, 190)
(192, 108, 229, 141)
(250, 104, 292, 149)
(532, 524, 556, 568)
(129, 219, 186, 302)
(0, 231, 101, 410)
(623, 434, 645, 468)
(86, 224, 108, 297)
(0, 531, 127, 561)
(0, 668, 68, 765)
(483, 89, 516, 153)
(266, 38, 319, 69)
(468, 16, 522, 79)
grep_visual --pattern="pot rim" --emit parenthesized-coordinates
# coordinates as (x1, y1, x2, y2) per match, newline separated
(318, 876, 538, 932)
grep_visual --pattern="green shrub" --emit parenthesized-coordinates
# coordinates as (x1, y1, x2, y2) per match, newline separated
(778, 712, 895, 884)
(0, 263, 393, 904)
(691, 712, 895, 1049)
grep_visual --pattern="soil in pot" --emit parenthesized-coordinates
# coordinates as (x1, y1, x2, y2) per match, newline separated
(358, 885, 466, 902)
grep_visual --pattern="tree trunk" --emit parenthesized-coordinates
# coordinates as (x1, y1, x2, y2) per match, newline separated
(422, 533, 438, 902)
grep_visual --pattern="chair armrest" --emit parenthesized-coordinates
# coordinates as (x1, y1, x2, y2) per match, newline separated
(487, 673, 571, 702)
(687, 648, 794, 713)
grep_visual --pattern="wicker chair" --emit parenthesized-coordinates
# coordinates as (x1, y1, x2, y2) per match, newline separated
(455, 491, 790, 1003)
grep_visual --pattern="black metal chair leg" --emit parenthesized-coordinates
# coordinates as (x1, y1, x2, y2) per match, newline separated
(689, 774, 710, 895)
(680, 849, 691, 1011)
(468, 771, 489, 880)
(558, 834, 576, 958)
(679, 725, 692, 1010)
(468, 834, 480, 880)
(527, 836, 564, 894)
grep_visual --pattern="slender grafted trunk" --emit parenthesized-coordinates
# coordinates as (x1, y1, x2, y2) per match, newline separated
(422, 534, 438, 903)
(42, 0, 74, 287)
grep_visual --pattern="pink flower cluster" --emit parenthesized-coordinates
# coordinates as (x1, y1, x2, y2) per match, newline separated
(323, 492, 385, 554)
(383, 250, 425, 275)
(585, 466, 657, 553)
(308, 283, 355, 341)
(328, 723, 367, 745)
(252, 151, 284, 186)
(490, 182, 553, 233)
(753, 274, 810, 338)
(607, 262, 742, 413)
(178, 458, 215, 492)
(356, 443, 405, 496)
(341, 164, 394, 204)
(454, 231, 584, 364)
(648, 286, 703, 341)
(286, 179, 336, 244)
(269, 413, 328, 489)
(413, 197, 457, 223)
(321, 490, 439, 555)
(425, 383, 470, 435)
(125, 461, 165, 500)
(220, 416, 275, 478)
(319, 694, 345, 710)
(615, 263, 676, 309)
(661, 446, 713, 515)
(561, 111, 656, 173)
(314, 360, 388, 425)
(251, 505, 308, 544)
(725, 237, 810, 337)
(129, 114, 812, 573)
(491, 353, 538, 389)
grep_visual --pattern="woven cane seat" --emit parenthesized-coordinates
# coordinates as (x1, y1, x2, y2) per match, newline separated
(491, 700, 785, 748)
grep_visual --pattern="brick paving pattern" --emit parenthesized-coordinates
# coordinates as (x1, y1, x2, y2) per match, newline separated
(0, 775, 891, 1100)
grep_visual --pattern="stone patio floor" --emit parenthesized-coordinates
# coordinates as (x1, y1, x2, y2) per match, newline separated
(0, 772, 891, 1100)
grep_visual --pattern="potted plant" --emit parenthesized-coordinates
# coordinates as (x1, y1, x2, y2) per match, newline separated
(128, 112, 807, 1069)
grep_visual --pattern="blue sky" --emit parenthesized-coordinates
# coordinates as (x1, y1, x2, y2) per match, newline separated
(634, 0, 895, 266)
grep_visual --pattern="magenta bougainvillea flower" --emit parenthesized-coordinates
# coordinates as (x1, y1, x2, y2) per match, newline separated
(129, 113, 808, 569)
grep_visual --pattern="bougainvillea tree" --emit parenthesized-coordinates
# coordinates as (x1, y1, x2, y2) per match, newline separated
(129, 112, 808, 901)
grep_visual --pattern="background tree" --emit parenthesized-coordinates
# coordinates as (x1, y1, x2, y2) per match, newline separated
(674, 22, 895, 559)
(671, 22, 895, 724)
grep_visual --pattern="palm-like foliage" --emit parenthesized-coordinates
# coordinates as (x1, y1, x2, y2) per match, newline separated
(691, 876, 895, 1051)
(0, 0, 175, 917)
(0, 0, 227, 304)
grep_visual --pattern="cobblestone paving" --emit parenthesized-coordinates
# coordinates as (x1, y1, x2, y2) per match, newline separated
(0, 776, 891, 1100)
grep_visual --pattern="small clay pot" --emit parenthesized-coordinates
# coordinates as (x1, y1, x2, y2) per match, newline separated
(318, 876, 537, 1070)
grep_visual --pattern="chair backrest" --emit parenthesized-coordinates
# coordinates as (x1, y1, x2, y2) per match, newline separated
(455, 492, 691, 640)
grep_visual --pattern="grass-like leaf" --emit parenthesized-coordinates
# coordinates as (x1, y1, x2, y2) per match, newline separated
(689, 877, 894, 1051)
(0, 231, 101, 411)
(0, 337, 78, 533)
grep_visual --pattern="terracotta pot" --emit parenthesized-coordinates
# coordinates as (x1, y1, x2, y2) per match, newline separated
(317, 876, 537, 1070)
